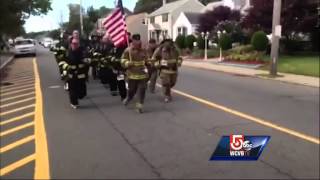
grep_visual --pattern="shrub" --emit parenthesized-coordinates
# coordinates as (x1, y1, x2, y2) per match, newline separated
(185, 35, 196, 50)
(197, 36, 205, 49)
(226, 51, 264, 61)
(175, 35, 186, 49)
(219, 34, 232, 50)
(228, 45, 254, 54)
(282, 39, 306, 53)
(251, 31, 269, 51)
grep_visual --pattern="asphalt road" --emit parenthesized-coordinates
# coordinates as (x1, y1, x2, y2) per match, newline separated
(3, 46, 319, 179)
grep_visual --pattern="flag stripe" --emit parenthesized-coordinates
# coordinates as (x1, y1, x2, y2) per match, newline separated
(103, 8, 121, 26)
(102, 0, 127, 47)
(108, 20, 124, 34)
(110, 24, 125, 37)
(104, 9, 122, 27)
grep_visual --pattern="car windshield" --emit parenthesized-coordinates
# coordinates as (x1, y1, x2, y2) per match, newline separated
(15, 40, 33, 45)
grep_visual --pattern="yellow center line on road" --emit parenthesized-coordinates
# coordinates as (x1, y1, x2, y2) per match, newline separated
(33, 58, 50, 179)
(156, 84, 320, 145)
(0, 84, 35, 93)
(0, 122, 34, 137)
(0, 154, 35, 176)
(0, 135, 35, 153)
(0, 87, 34, 96)
(0, 92, 35, 103)
(0, 104, 35, 116)
(0, 112, 34, 126)
(0, 97, 35, 108)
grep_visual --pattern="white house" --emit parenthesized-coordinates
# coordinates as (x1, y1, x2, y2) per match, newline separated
(173, 12, 201, 38)
(125, 13, 148, 45)
(202, 0, 251, 14)
(147, 0, 205, 42)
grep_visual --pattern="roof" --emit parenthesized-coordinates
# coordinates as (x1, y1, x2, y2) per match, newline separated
(149, 0, 190, 17)
(184, 12, 201, 24)
(126, 13, 147, 25)
(202, 1, 224, 12)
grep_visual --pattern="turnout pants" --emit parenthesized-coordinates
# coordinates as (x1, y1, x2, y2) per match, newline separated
(160, 72, 177, 97)
(126, 79, 147, 104)
(91, 65, 98, 80)
(68, 78, 87, 105)
(107, 69, 118, 94)
(147, 68, 158, 93)
(99, 67, 110, 84)
(117, 79, 127, 100)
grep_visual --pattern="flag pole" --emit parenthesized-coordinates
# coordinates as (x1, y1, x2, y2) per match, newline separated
(125, 32, 132, 62)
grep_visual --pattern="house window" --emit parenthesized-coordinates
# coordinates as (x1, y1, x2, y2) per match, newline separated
(162, 30, 168, 39)
(142, 18, 147, 25)
(150, 17, 155, 24)
(178, 26, 187, 36)
(150, 30, 157, 40)
(162, 13, 168, 22)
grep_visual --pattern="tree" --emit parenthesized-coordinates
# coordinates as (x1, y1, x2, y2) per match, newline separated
(87, 6, 100, 23)
(251, 31, 269, 51)
(48, 29, 61, 40)
(185, 35, 197, 50)
(197, 36, 205, 49)
(219, 34, 232, 50)
(213, 20, 244, 43)
(0, 0, 51, 36)
(198, 6, 241, 33)
(134, 0, 220, 14)
(243, 0, 318, 52)
(66, 4, 81, 34)
(97, 6, 112, 17)
(175, 35, 186, 49)
(242, 0, 318, 36)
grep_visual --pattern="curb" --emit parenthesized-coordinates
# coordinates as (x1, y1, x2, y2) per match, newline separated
(183, 63, 319, 88)
(0, 55, 14, 70)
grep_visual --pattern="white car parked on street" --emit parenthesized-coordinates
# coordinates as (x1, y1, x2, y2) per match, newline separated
(14, 39, 36, 57)
(43, 38, 53, 48)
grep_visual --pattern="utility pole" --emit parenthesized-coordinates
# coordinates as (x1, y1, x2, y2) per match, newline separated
(60, 10, 64, 39)
(270, 0, 282, 76)
(60, 10, 63, 28)
(79, 0, 84, 36)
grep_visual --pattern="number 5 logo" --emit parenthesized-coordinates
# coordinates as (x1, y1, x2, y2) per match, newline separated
(230, 135, 244, 151)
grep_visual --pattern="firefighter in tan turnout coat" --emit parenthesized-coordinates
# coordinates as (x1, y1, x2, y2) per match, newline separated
(152, 39, 183, 103)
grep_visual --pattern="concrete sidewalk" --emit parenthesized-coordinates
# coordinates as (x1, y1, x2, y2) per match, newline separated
(183, 59, 320, 88)
(0, 50, 14, 70)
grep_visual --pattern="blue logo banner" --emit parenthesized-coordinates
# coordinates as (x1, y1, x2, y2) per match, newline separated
(210, 135, 270, 161)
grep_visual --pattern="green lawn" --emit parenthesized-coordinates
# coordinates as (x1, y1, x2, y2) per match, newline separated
(261, 55, 319, 77)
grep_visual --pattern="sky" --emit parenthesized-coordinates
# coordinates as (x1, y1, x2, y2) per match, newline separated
(24, 0, 138, 33)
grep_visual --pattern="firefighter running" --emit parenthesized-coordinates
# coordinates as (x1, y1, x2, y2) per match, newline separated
(51, 31, 182, 111)
(121, 34, 148, 113)
(153, 39, 183, 103)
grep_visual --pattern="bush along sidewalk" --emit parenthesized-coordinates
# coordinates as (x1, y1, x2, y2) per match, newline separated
(224, 31, 269, 64)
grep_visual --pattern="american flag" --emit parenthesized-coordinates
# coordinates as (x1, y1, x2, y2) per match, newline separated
(102, 0, 128, 47)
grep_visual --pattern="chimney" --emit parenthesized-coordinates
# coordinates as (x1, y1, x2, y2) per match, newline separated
(163, 0, 166, 6)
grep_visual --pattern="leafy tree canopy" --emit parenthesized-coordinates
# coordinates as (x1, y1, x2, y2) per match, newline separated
(198, 6, 241, 33)
(0, 0, 52, 37)
(242, 0, 318, 36)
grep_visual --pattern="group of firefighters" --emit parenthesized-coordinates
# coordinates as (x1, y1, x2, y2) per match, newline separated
(51, 30, 183, 113)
